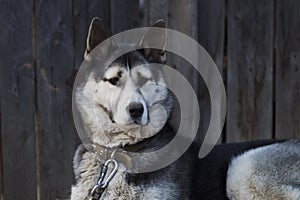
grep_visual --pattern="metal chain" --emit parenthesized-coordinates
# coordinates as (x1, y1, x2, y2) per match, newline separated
(90, 150, 119, 200)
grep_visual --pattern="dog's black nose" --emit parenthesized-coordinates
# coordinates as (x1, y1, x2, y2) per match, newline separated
(128, 102, 144, 119)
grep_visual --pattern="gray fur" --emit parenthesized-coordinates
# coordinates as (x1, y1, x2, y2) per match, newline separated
(227, 140, 300, 200)
(71, 18, 195, 200)
(71, 124, 195, 200)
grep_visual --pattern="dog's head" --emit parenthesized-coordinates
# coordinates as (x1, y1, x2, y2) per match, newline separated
(75, 18, 172, 148)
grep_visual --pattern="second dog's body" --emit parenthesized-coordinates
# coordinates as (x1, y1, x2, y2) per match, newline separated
(227, 140, 300, 200)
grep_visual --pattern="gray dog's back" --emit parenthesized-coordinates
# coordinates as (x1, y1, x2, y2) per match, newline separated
(227, 140, 300, 200)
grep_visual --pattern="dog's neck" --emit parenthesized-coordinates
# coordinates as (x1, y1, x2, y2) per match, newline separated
(91, 122, 175, 170)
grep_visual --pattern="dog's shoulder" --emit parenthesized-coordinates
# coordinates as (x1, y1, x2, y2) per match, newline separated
(72, 144, 100, 184)
(73, 144, 88, 171)
(71, 144, 103, 200)
(73, 144, 87, 179)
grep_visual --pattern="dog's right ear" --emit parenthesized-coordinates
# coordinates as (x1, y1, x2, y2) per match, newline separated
(85, 17, 113, 58)
(138, 19, 167, 64)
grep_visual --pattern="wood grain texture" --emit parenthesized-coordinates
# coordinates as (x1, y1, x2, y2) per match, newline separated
(143, 0, 169, 26)
(73, 0, 111, 70)
(0, 0, 37, 199)
(73, 0, 88, 70)
(0, 118, 1, 200)
(111, 0, 141, 34)
(227, 0, 274, 142)
(167, 0, 201, 142)
(35, 0, 76, 199)
(198, 0, 225, 73)
(87, 0, 111, 29)
(275, 0, 300, 139)
(198, 0, 225, 143)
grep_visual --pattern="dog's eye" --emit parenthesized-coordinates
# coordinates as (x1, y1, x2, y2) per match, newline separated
(108, 77, 119, 85)
(138, 77, 149, 86)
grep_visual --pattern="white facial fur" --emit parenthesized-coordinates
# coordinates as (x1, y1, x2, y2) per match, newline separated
(75, 63, 170, 148)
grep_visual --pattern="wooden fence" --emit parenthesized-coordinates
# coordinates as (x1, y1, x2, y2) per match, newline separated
(0, 0, 299, 199)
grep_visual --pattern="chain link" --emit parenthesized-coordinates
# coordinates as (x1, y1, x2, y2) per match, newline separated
(90, 149, 119, 200)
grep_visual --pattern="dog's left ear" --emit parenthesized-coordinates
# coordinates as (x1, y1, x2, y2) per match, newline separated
(85, 17, 114, 58)
(138, 19, 167, 64)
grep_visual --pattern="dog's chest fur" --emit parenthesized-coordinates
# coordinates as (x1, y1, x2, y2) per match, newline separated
(70, 126, 193, 200)
(71, 147, 142, 200)
(70, 147, 184, 200)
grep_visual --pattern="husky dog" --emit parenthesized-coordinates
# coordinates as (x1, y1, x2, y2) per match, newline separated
(71, 18, 197, 200)
(227, 140, 300, 200)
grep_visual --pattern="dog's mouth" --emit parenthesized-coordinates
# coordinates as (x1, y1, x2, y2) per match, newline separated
(115, 120, 149, 136)
(126, 118, 149, 126)
(94, 101, 166, 143)
(96, 102, 149, 127)
(96, 102, 115, 123)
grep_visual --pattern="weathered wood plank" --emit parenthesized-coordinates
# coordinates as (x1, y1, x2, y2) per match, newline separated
(275, 0, 300, 139)
(0, 0, 37, 199)
(111, 0, 141, 34)
(0, 99, 2, 200)
(88, 0, 111, 29)
(143, 0, 169, 26)
(227, 0, 274, 142)
(167, 0, 201, 142)
(0, 121, 2, 200)
(198, 0, 225, 73)
(168, 0, 198, 39)
(73, 0, 111, 70)
(35, 0, 76, 199)
(198, 0, 225, 143)
(73, 0, 88, 70)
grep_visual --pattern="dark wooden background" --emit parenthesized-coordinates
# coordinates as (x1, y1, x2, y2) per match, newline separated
(0, 0, 299, 199)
